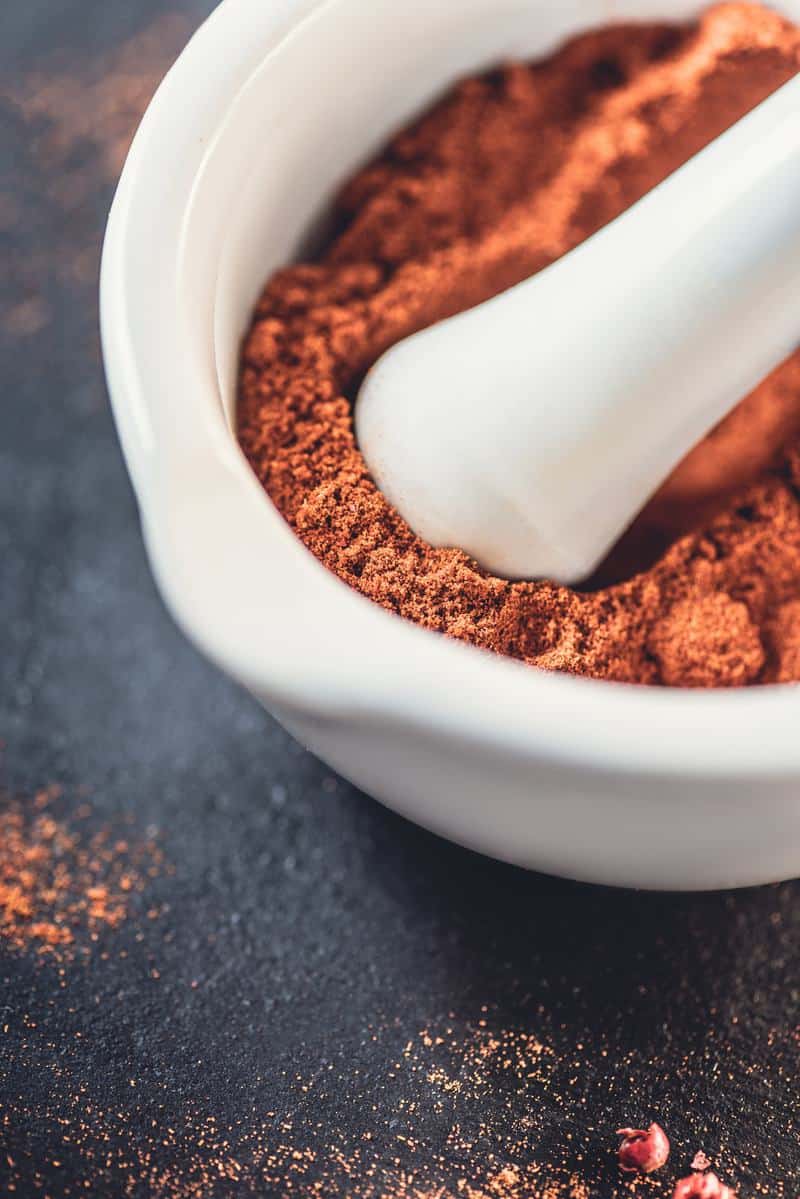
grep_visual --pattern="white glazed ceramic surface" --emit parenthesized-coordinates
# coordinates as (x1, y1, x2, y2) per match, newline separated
(101, 0, 800, 891)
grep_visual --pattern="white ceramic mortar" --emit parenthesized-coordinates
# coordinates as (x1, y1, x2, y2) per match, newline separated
(101, 0, 800, 890)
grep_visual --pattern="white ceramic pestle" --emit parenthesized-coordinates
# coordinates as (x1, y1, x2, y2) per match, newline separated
(356, 76, 800, 583)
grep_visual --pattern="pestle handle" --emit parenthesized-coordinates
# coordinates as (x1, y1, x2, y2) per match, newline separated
(356, 76, 800, 583)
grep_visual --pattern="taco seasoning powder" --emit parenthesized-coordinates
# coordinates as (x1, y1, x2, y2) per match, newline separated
(238, 2, 800, 688)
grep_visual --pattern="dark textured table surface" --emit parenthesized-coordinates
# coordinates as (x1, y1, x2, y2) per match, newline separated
(1, 4, 799, 1197)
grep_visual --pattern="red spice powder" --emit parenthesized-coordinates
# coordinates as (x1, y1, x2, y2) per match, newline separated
(0, 784, 165, 965)
(5, 1006, 783, 1197)
(238, 2, 800, 687)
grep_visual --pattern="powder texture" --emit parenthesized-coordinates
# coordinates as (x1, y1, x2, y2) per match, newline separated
(7, 1003, 787, 1197)
(0, 785, 166, 965)
(238, 2, 800, 687)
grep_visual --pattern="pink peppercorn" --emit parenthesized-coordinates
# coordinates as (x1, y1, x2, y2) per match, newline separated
(673, 1172, 737, 1199)
(616, 1123, 670, 1174)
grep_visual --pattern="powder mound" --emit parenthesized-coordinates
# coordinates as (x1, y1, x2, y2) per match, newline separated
(238, 2, 800, 688)
(648, 593, 765, 688)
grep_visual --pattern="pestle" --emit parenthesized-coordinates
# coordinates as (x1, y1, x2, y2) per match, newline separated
(355, 76, 800, 584)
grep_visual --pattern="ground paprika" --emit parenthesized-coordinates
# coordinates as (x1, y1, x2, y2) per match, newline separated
(238, 2, 800, 687)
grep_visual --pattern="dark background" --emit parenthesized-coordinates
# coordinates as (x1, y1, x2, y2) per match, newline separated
(1, 3, 798, 1196)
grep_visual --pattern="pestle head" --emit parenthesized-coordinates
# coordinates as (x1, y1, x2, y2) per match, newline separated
(355, 77, 800, 584)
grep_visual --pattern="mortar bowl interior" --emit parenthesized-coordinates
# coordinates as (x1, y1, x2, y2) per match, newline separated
(101, 0, 800, 890)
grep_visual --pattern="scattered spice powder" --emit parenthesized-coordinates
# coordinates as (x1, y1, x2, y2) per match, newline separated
(1, 1015, 569, 1198)
(3, 14, 189, 342)
(238, 1, 800, 687)
(4, 1003, 779, 1197)
(0, 784, 165, 965)
(11, 13, 189, 183)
